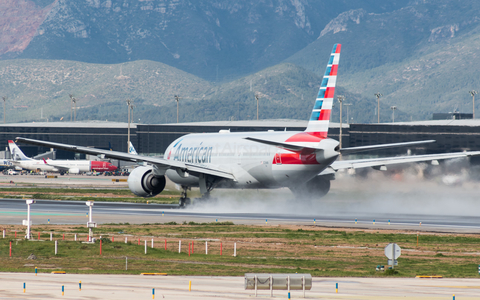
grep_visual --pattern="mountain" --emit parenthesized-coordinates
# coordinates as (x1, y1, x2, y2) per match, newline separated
(3, 0, 480, 124)
(4, 0, 411, 81)
(286, 0, 480, 122)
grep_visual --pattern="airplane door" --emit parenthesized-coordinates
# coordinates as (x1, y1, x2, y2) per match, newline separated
(274, 152, 282, 165)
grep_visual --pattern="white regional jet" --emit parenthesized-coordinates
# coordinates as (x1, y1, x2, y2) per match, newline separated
(15, 44, 480, 206)
(8, 140, 117, 174)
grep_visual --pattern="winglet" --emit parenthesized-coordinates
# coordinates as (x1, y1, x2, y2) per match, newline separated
(42, 158, 47, 164)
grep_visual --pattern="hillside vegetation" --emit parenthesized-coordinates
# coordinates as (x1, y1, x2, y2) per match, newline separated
(0, 59, 211, 122)
(3, 1, 480, 123)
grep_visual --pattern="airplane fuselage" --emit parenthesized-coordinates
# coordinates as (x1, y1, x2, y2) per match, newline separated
(164, 131, 339, 189)
(12, 160, 116, 173)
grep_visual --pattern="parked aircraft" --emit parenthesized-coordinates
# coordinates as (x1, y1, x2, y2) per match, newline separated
(8, 140, 117, 174)
(15, 44, 480, 205)
(0, 160, 13, 171)
(128, 141, 138, 155)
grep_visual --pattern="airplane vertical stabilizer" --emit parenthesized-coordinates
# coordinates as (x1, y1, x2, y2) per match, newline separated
(8, 140, 31, 161)
(128, 141, 138, 155)
(305, 43, 341, 138)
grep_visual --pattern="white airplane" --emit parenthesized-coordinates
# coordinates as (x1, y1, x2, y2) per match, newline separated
(15, 44, 480, 205)
(8, 140, 117, 174)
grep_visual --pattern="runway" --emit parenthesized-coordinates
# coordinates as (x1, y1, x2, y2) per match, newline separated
(1, 197, 480, 233)
(1, 173, 480, 232)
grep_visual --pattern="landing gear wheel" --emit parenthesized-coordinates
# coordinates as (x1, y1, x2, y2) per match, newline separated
(179, 197, 191, 207)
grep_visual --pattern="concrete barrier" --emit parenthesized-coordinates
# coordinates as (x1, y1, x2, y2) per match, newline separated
(245, 273, 312, 290)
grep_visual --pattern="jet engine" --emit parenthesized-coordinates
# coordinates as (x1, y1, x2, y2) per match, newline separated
(68, 168, 80, 174)
(127, 166, 166, 197)
(289, 176, 331, 199)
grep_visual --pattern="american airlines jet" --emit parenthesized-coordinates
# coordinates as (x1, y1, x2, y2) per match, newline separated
(8, 140, 117, 174)
(16, 44, 480, 205)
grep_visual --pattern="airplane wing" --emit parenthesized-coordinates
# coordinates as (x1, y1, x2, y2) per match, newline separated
(329, 151, 480, 171)
(15, 137, 236, 181)
(41, 158, 71, 171)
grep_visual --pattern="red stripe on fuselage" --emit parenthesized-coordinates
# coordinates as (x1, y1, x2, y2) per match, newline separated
(272, 152, 318, 165)
(285, 132, 325, 143)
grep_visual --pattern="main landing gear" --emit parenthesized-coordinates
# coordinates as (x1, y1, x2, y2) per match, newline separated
(179, 186, 191, 207)
(178, 185, 215, 208)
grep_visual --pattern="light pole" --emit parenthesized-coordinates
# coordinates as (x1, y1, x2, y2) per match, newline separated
(344, 103, 353, 124)
(24, 200, 35, 240)
(2, 96, 6, 124)
(174, 95, 180, 123)
(131, 104, 134, 124)
(69, 94, 77, 122)
(469, 90, 477, 119)
(375, 92, 383, 123)
(255, 93, 261, 120)
(337, 95, 345, 149)
(86, 201, 96, 242)
(126, 99, 133, 152)
(390, 106, 397, 123)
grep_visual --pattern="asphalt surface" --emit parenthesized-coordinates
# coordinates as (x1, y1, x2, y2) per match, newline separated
(1, 273, 480, 299)
(2, 173, 480, 233)
(1, 198, 480, 233)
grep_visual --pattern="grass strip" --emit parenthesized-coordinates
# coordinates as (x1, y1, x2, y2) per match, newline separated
(1, 224, 480, 277)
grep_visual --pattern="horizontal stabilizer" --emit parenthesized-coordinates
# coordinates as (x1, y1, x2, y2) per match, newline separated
(331, 151, 480, 171)
(339, 140, 435, 155)
(244, 137, 320, 153)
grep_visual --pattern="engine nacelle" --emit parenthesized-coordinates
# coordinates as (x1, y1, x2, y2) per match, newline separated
(68, 168, 80, 174)
(127, 166, 166, 198)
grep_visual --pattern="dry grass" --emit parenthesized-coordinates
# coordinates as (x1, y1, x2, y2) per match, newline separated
(1, 223, 480, 277)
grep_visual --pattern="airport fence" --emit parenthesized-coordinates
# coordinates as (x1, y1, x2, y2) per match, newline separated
(1, 228, 240, 257)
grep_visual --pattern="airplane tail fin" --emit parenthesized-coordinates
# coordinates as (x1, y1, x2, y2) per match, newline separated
(8, 140, 30, 161)
(128, 141, 138, 155)
(305, 43, 341, 138)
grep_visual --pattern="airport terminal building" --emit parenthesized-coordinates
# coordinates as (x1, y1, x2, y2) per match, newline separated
(1, 119, 480, 160)
(0, 120, 345, 159)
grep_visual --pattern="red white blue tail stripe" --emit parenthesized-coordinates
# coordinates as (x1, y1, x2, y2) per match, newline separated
(305, 43, 341, 138)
